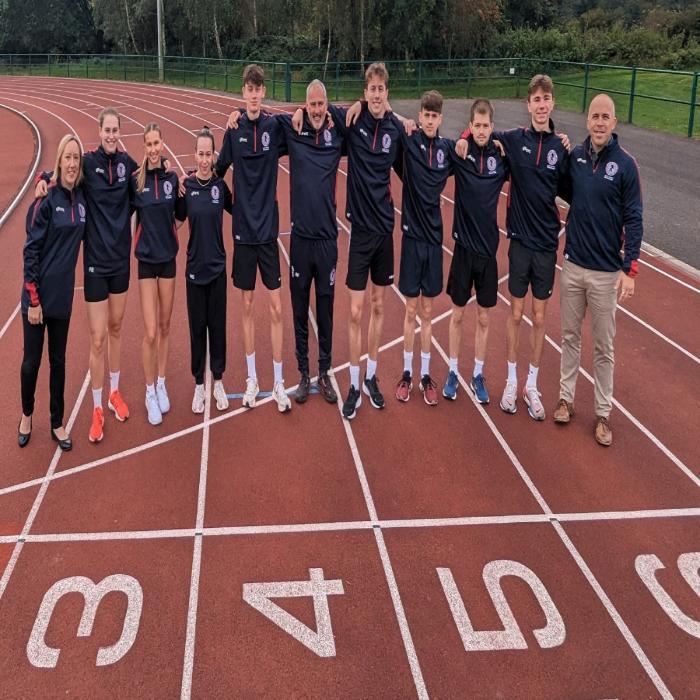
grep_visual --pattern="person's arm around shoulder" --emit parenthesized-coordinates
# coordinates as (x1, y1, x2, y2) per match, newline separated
(215, 129, 233, 178)
(174, 177, 188, 222)
(222, 180, 233, 215)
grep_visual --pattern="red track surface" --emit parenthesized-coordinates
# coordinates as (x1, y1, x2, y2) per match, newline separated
(0, 77, 698, 699)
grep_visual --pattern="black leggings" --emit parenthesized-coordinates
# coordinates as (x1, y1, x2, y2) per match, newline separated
(20, 314, 71, 429)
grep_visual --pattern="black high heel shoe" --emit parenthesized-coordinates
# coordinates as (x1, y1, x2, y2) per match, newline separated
(18, 417, 32, 448)
(50, 427, 72, 452)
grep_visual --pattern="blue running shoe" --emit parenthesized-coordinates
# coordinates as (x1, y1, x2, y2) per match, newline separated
(442, 371, 459, 400)
(469, 373, 490, 404)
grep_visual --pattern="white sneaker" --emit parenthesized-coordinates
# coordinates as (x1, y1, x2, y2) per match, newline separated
(156, 381, 170, 414)
(145, 391, 163, 425)
(213, 380, 229, 411)
(242, 377, 259, 408)
(500, 381, 517, 414)
(191, 384, 205, 414)
(523, 385, 545, 421)
(273, 381, 292, 413)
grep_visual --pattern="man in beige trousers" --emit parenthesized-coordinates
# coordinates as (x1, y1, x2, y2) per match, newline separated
(554, 94, 643, 445)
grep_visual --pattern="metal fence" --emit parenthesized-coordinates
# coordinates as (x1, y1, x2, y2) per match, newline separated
(1, 54, 698, 138)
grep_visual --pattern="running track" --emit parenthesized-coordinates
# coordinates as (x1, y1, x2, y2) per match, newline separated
(0, 77, 698, 699)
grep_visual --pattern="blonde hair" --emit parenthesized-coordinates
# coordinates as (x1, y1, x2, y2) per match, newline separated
(137, 122, 162, 193)
(365, 62, 389, 88)
(98, 107, 121, 128)
(51, 134, 83, 188)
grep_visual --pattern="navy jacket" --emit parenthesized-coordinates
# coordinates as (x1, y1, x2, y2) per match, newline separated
(278, 112, 344, 240)
(130, 167, 182, 264)
(175, 175, 232, 285)
(465, 121, 567, 252)
(560, 134, 643, 275)
(393, 118, 452, 247)
(450, 135, 509, 258)
(216, 112, 286, 245)
(23, 183, 86, 319)
(39, 146, 137, 276)
(329, 102, 402, 236)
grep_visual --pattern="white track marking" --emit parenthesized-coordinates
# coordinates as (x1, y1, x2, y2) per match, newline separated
(0, 303, 20, 341)
(0, 103, 42, 228)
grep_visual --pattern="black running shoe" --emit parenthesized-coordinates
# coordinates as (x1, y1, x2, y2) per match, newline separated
(317, 372, 338, 404)
(295, 373, 311, 404)
(342, 384, 362, 419)
(362, 374, 385, 409)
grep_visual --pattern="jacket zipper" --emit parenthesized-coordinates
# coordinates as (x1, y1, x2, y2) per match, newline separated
(536, 132, 543, 166)
(372, 122, 379, 150)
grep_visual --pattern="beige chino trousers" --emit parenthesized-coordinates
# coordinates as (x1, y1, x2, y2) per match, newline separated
(559, 259, 618, 418)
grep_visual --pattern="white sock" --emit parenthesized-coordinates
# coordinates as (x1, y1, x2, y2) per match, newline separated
(526, 363, 539, 389)
(157, 375, 166, 388)
(92, 388, 102, 409)
(420, 352, 430, 377)
(273, 360, 283, 385)
(473, 359, 484, 378)
(449, 357, 458, 375)
(507, 361, 517, 385)
(246, 352, 257, 379)
(366, 358, 377, 380)
(350, 365, 360, 389)
(146, 383, 156, 396)
(109, 371, 120, 393)
(403, 351, 413, 374)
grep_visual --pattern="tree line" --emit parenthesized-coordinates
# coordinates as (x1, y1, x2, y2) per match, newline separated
(1, 0, 699, 69)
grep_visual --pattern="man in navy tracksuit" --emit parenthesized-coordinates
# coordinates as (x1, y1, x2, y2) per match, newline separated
(276, 80, 344, 405)
(392, 90, 452, 407)
(325, 62, 403, 420)
(458, 74, 569, 421)
(554, 94, 643, 446)
(216, 64, 292, 414)
(443, 98, 509, 407)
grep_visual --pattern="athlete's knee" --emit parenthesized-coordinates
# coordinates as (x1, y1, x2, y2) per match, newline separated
(269, 298, 283, 324)
(241, 293, 254, 315)
(143, 328, 157, 346)
(90, 329, 108, 355)
(108, 318, 123, 338)
(510, 305, 524, 325)
(158, 319, 171, 337)
(532, 308, 546, 329)
(477, 308, 490, 329)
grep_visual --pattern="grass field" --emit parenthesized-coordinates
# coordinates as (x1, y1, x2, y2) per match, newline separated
(1, 56, 697, 138)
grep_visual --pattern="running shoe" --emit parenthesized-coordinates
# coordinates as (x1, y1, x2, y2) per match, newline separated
(242, 377, 259, 408)
(500, 381, 517, 414)
(317, 372, 338, 404)
(342, 385, 362, 420)
(192, 384, 206, 414)
(395, 371, 412, 402)
(107, 389, 129, 421)
(420, 375, 439, 406)
(523, 385, 545, 421)
(295, 374, 311, 404)
(273, 381, 292, 413)
(88, 407, 104, 443)
(213, 381, 229, 411)
(156, 380, 170, 414)
(469, 374, 490, 404)
(442, 370, 459, 400)
(362, 375, 385, 409)
(145, 391, 163, 426)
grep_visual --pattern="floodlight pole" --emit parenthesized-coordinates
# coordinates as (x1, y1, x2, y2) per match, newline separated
(157, 0, 164, 82)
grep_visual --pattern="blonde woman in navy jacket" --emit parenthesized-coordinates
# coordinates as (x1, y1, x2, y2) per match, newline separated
(130, 123, 184, 426)
(19, 135, 86, 451)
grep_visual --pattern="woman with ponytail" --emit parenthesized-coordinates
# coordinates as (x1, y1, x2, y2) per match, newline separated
(130, 123, 184, 426)
(175, 127, 233, 413)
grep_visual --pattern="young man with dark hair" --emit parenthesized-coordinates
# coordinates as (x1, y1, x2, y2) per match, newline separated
(443, 98, 509, 405)
(392, 90, 452, 405)
(216, 64, 292, 413)
(457, 74, 568, 420)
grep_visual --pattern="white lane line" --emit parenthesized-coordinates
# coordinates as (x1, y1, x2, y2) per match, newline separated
(180, 353, 212, 700)
(0, 303, 20, 341)
(0, 371, 90, 601)
(275, 186, 428, 698)
(553, 521, 673, 699)
(0, 103, 42, 229)
(1, 506, 697, 544)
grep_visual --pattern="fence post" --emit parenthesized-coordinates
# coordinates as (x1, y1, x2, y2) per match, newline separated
(466, 60, 472, 98)
(48, 54, 51, 77)
(335, 61, 340, 101)
(689, 72, 699, 138)
(285, 63, 292, 102)
(628, 67, 637, 124)
(203, 60, 207, 88)
(417, 60, 423, 94)
(515, 57, 521, 98)
(225, 63, 229, 92)
(105, 56, 108, 79)
(271, 63, 276, 99)
(9, 54, 12, 76)
(67, 57, 70, 78)
(123, 57, 127, 81)
(582, 63, 589, 112)
(143, 55, 146, 82)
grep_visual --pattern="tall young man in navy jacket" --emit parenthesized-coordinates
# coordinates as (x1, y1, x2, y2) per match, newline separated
(458, 74, 568, 420)
(216, 64, 292, 413)
(554, 94, 643, 446)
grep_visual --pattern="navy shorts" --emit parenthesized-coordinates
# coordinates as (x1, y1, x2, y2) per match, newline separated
(346, 228, 394, 291)
(507, 239, 557, 300)
(138, 259, 176, 280)
(84, 270, 130, 302)
(233, 241, 281, 291)
(398, 237, 443, 298)
(447, 244, 498, 308)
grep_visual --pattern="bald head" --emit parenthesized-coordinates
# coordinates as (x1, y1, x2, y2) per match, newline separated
(587, 93, 617, 151)
(305, 79, 328, 130)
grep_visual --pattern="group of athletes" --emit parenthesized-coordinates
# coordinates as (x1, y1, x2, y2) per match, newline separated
(17, 62, 642, 452)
